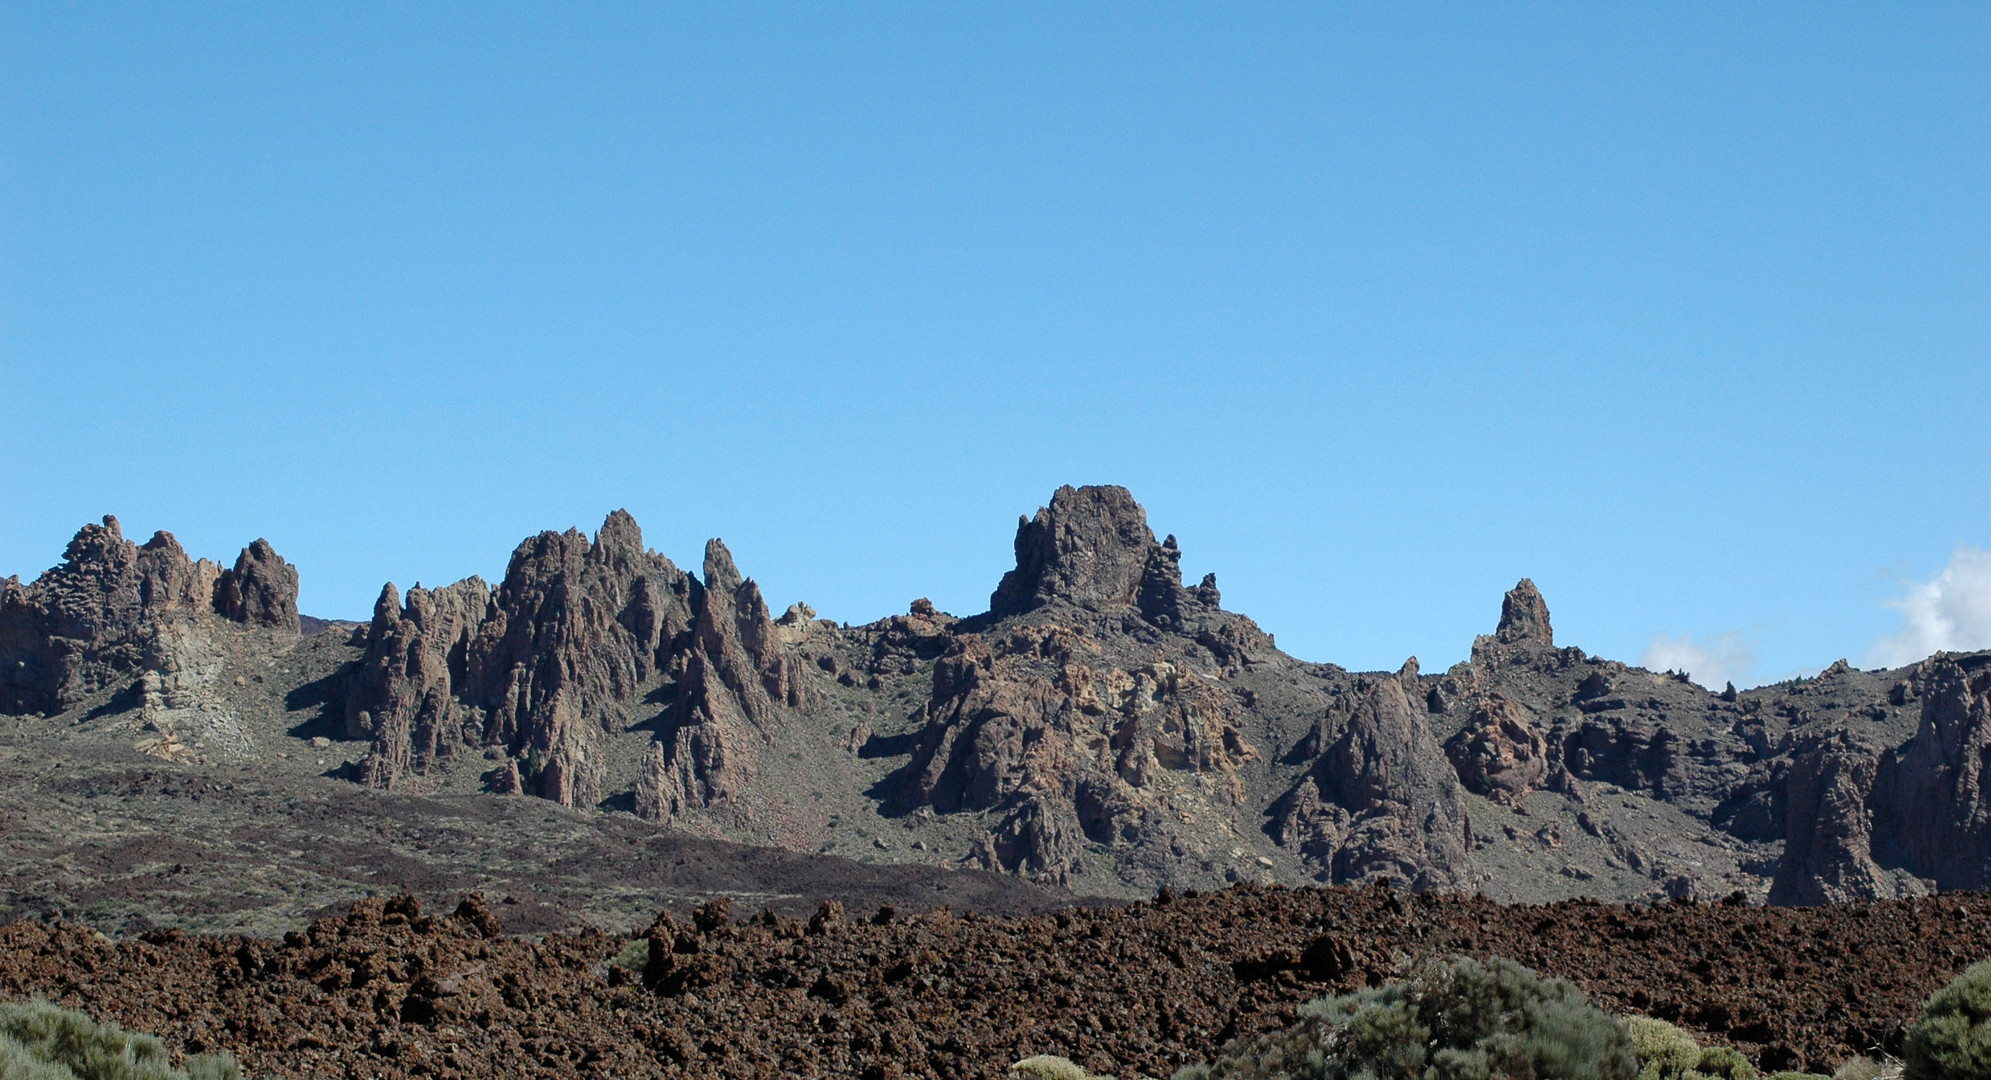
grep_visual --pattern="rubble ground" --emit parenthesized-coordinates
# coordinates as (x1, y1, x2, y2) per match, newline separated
(3, 882, 1986, 1080)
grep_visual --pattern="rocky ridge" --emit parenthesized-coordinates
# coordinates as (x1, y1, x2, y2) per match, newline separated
(4, 486, 1991, 907)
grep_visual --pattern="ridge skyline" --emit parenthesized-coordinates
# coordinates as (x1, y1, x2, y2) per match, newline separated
(5, 487, 1971, 692)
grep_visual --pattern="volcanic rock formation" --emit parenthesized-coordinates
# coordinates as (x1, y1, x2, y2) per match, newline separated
(12, 488, 1991, 906)
(0, 516, 298, 716)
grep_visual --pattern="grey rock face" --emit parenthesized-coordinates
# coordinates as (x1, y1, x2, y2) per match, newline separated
(22, 488, 1991, 907)
(1272, 676, 1473, 891)
(1768, 730, 1908, 905)
(1872, 653, 1991, 890)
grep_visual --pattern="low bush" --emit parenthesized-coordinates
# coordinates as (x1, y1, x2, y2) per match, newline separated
(1011, 1056, 1103, 1079)
(609, 938, 652, 971)
(1904, 960, 1991, 1080)
(1173, 955, 1636, 1080)
(0, 998, 244, 1080)
(1830, 1057, 1899, 1080)
(1630, 1017, 1702, 1080)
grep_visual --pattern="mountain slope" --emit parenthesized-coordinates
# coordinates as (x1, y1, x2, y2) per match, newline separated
(4, 485, 1985, 913)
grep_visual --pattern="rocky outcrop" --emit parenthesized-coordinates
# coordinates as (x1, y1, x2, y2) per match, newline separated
(639, 539, 818, 822)
(861, 488, 1277, 888)
(1271, 677, 1473, 890)
(1871, 653, 1991, 890)
(33, 489, 1991, 905)
(348, 511, 709, 805)
(894, 629, 1256, 887)
(0, 516, 299, 716)
(348, 578, 492, 787)
(345, 510, 823, 813)
(214, 539, 301, 632)
(1443, 694, 1548, 806)
(1496, 579, 1553, 647)
(990, 485, 1158, 616)
(1767, 730, 1908, 905)
(987, 485, 1223, 633)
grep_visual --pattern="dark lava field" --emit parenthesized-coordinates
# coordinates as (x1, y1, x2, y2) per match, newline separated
(2, 883, 1985, 1080)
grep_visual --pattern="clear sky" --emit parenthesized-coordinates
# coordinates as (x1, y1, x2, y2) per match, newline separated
(3, 5, 1986, 687)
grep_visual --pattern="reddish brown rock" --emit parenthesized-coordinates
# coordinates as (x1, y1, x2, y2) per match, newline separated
(213, 538, 301, 632)
(1444, 694, 1549, 806)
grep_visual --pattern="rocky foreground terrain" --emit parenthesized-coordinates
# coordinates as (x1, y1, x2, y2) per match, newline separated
(2, 484, 1988, 931)
(2, 883, 1987, 1079)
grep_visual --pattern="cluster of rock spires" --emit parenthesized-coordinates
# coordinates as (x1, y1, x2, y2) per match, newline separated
(343, 511, 818, 816)
(1, 516, 298, 716)
(6, 486, 1991, 906)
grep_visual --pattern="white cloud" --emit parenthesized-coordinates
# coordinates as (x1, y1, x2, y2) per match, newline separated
(1641, 631, 1757, 692)
(1868, 546, 1991, 668)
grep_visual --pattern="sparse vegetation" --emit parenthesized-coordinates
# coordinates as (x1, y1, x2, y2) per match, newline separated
(610, 937, 652, 972)
(1172, 955, 1636, 1080)
(1904, 959, 1991, 1080)
(0, 998, 245, 1080)
(1830, 1057, 1900, 1080)
(1012, 1056, 1105, 1080)
(1629, 1016, 1702, 1080)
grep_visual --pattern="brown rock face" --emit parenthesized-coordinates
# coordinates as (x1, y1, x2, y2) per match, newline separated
(214, 539, 301, 632)
(0, 516, 299, 716)
(1495, 578, 1553, 647)
(1272, 677, 1473, 890)
(640, 539, 816, 822)
(348, 578, 491, 786)
(986, 484, 1224, 630)
(346, 510, 817, 814)
(1443, 694, 1548, 806)
(348, 511, 708, 806)
(990, 485, 1157, 616)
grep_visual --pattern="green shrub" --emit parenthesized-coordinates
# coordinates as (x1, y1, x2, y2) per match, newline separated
(1011, 1056, 1101, 1080)
(0, 998, 244, 1080)
(610, 938, 652, 971)
(1905, 960, 1991, 1080)
(1173, 955, 1636, 1080)
(1624, 1016, 1761, 1080)
(1693, 1046, 1757, 1080)
(1630, 1017, 1701, 1080)
(1765, 1072, 1832, 1080)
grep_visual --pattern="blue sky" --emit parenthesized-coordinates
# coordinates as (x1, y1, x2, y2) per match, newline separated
(3, 5, 1986, 686)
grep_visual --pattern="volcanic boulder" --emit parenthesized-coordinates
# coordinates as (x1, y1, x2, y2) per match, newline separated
(1444, 694, 1549, 806)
